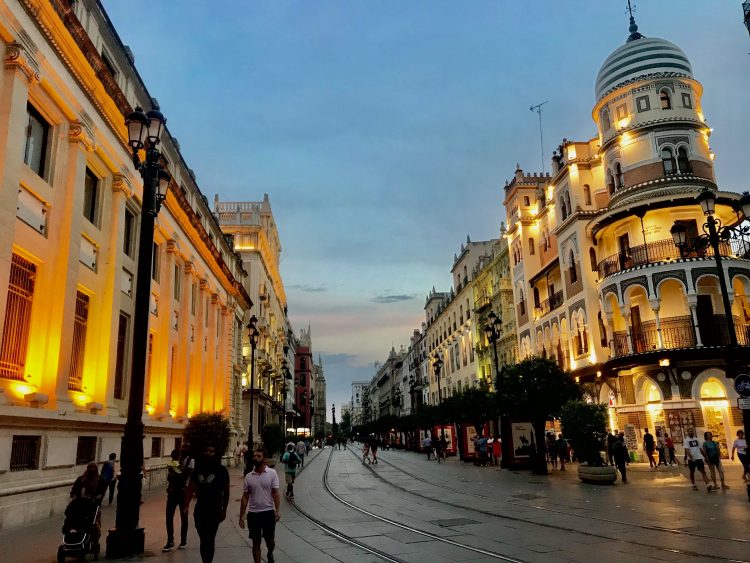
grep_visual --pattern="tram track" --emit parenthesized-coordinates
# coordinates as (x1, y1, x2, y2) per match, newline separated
(347, 445, 749, 562)
(294, 447, 525, 562)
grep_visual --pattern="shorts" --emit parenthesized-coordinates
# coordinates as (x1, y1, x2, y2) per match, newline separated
(285, 472, 296, 484)
(688, 459, 705, 472)
(247, 510, 276, 541)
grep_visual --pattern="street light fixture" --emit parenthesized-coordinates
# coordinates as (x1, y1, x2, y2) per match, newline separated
(433, 356, 443, 403)
(484, 311, 503, 391)
(106, 105, 170, 558)
(244, 315, 259, 474)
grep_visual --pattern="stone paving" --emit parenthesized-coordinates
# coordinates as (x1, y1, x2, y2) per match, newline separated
(2, 445, 749, 562)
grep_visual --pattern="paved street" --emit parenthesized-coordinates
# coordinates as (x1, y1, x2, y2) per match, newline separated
(2, 445, 749, 562)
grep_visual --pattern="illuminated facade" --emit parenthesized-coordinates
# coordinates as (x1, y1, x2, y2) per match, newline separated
(0, 0, 250, 527)
(506, 16, 750, 459)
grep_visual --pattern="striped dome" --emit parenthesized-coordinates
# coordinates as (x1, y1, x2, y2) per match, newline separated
(595, 36, 693, 100)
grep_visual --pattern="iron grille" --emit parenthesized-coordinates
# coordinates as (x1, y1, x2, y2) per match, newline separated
(75, 436, 97, 465)
(10, 435, 41, 471)
(0, 254, 37, 380)
(68, 291, 90, 391)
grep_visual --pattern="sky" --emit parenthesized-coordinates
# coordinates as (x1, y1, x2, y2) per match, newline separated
(103, 1, 750, 421)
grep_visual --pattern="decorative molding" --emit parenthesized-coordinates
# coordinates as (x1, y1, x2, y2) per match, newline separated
(4, 41, 41, 83)
(690, 267, 720, 288)
(199, 279, 208, 291)
(652, 270, 687, 292)
(112, 173, 134, 197)
(568, 299, 586, 319)
(601, 283, 619, 301)
(166, 239, 178, 254)
(211, 293, 219, 304)
(68, 120, 96, 151)
(184, 261, 194, 274)
(620, 275, 649, 296)
(728, 267, 750, 282)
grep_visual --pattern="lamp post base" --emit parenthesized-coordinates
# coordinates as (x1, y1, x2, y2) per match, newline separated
(105, 527, 145, 559)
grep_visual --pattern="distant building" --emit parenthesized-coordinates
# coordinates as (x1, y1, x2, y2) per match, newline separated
(350, 380, 369, 424)
(295, 326, 314, 432)
(312, 355, 326, 437)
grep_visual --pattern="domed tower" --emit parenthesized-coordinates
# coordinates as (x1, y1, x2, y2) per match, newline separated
(592, 15, 715, 207)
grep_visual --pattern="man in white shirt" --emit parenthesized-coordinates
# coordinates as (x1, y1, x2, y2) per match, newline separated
(296, 440, 306, 467)
(239, 449, 281, 563)
(683, 429, 711, 491)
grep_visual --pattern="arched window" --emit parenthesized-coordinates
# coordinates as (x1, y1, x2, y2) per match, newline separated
(601, 108, 611, 130)
(607, 171, 615, 195)
(569, 250, 578, 284)
(565, 192, 572, 215)
(659, 89, 672, 110)
(529, 238, 535, 255)
(662, 148, 677, 175)
(615, 163, 624, 190)
(598, 311, 607, 347)
(584, 184, 591, 205)
(589, 247, 598, 272)
(677, 146, 691, 173)
(560, 196, 568, 220)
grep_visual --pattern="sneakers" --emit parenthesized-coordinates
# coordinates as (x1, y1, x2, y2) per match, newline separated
(707, 484, 715, 492)
(692, 485, 699, 490)
(178, 542, 188, 550)
(162, 542, 175, 552)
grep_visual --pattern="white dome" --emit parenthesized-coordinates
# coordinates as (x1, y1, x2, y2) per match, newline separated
(595, 36, 693, 101)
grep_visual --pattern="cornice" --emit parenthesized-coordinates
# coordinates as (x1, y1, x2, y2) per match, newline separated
(4, 40, 40, 83)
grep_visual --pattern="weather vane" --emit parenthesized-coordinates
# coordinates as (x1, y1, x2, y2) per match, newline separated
(627, 0, 636, 18)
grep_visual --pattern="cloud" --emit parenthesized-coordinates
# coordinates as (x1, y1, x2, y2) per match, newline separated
(371, 293, 417, 304)
(288, 283, 328, 293)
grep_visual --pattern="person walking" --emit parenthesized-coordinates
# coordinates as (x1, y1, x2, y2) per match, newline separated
(163, 449, 191, 552)
(492, 433, 502, 466)
(240, 448, 281, 563)
(281, 444, 302, 499)
(101, 452, 118, 506)
(295, 439, 306, 468)
(656, 432, 668, 467)
(370, 435, 379, 464)
(431, 434, 440, 462)
(70, 461, 107, 548)
(731, 429, 749, 481)
(702, 431, 729, 490)
(643, 429, 657, 469)
(555, 434, 568, 471)
(683, 429, 712, 492)
(185, 444, 230, 563)
(546, 432, 558, 470)
(362, 440, 371, 464)
(423, 435, 432, 460)
(606, 431, 617, 467)
(613, 432, 629, 483)
(665, 434, 679, 466)
(477, 434, 488, 466)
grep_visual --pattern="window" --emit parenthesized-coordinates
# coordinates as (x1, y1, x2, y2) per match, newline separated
(191, 283, 197, 315)
(615, 104, 627, 120)
(569, 251, 578, 284)
(173, 264, 181, 301)
(681, 93, 692, 109)
(0, 254, 37, 380)
(300, 357, 307, 370)
(75, 436, 97, 465)
(10, 435, 41, 471)
(150, 437, 162, 458)
(83, 168, 99, 225)
(601, 108, 610, 130)
(615, 163, 623, 190)
(152, 242, 160, 281)
(528, 238, 535, 255)
(659, 89, 672, 110)
(101, 51, 117, 79)
(636, 95, 650, 112)
(598, 312, 607, 347)
(68, 291, 90, 391)
(533, 287, 540, 308)
(523, 196, 530, 207)
(123, 209, 135, 257)
(113, 313, 129, 400)
(661, 148, 677, 175)
(607, 171, 615, 195)
(583, 184, 591, 206)
(677, 146, 691, 173)
(23, 104, 50, 178)
(589, 247, 598, 272)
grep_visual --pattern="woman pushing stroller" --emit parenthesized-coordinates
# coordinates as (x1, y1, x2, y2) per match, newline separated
(60, 462, 107, 560)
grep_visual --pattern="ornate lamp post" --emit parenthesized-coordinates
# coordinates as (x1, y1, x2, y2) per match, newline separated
(309, 390, 315, 436)
(244, 315, 259, 473)
(409, 374, 417, 414)
(281, 345, 290, 436)
(671, 188, 750, 500)
(106, 106, 171, 558)
(484, 311, 503, 390)
(433, 356, 443, 403)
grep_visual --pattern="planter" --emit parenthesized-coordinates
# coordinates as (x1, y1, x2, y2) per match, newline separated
(577, 464, 617, 485)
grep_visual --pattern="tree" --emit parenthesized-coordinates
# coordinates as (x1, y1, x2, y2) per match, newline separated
(340, 409, 352, 436)
(183, 412, 231, 459)
(560, 401, 608, 466)
(261, 423, 284, 457)
(443, 387, 497, 434)
(495, 357, 580, 474)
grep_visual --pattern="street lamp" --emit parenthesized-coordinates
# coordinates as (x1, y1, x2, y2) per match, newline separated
(409, 374, 417, 414)
(244, 315, 259, 474)
(433, 356, 443, 403)
(309, 390, 315, 435)
(484, 311, 503, 391)
(107, 106, 170, 558)
(671, 188, 750, 500)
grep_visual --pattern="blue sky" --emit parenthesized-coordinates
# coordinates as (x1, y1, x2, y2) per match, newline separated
(104, 1, 750, 420)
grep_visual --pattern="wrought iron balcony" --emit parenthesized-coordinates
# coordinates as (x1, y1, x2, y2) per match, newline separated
(534, 290, 564, 318)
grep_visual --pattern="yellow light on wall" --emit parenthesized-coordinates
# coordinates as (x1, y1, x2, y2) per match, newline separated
(145, 403, 155, 415)
(169, 408, 177, 418)
(700, 398, 728, 406)
(710, 152, 716, 161)
(617, 118, 630, 130)
(575, 376, 580, 383)
(10, 382, 37, 398)
(73, 393, 90, 407)
(620, 132, 633, 147)
(567, 146, 577, 160)
(659, 358, 670, 367)
(596, 371, 602, 378)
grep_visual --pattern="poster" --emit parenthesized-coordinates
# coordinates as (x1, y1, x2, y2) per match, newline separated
(624, 424, 638, 452)
(511, 422, 534, 459)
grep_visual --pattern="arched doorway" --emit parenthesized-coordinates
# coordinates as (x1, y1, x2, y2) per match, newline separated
(700, 377, 730, 458)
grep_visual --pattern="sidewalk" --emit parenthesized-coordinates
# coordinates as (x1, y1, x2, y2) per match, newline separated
(0, 448, 333, 563)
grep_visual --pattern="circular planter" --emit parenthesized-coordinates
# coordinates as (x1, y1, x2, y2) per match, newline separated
(577, 464, 617, 484)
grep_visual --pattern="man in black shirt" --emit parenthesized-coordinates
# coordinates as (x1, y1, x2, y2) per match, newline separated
(643, 429, 657, 469)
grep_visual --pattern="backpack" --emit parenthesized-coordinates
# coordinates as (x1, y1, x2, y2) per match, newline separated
(284, 452, 300, 469)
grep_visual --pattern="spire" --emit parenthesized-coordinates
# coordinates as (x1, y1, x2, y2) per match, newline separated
(626, 0, 644, 42)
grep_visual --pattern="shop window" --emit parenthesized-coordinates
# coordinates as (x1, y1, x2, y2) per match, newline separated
(150, 437, 162, 458)
(68, 291, 90, 391)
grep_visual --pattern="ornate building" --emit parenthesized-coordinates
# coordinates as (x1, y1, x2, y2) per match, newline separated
(215, 194, 290, 447)
(294, 326, 313, 433)
(311, 355, 326, 437)
(507, 15, 750, 458)
(0, 0, 250, 527)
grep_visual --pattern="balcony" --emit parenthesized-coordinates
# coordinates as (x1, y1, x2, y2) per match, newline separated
(596, 236, 749, 279)
(534, 290, 564, 318)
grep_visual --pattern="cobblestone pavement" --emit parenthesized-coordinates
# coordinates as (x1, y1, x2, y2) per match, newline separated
(3, 445, 749, 562)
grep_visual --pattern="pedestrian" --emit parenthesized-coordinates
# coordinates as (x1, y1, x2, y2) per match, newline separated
(731, 429, 750, 481)
(163, 449, 190, 552)
(185, 444, 230, 563)
(606, 431, 616, 466)
(423, 435, 432, 460)
(656, 432, 668, 467)
(643, 428, 657, 469)
(431, 434, 441, 462)
(70, 461, 107, 547)
(613, 432, 629, 483)
(556, 434, 568, 471)
(370, 435, 379, 464)
(492, 433, 502, 466)
(362, 440, 371, 464)
(233, 442, 244, 468)
(665, 434, 679, 466)
(683, 429, 711, 492)
(239, 448, 281, 563)
(477, 434, 488, 466)
(702, 431, 729, 490)
(101, 452, 118, 505)
(281, 444, 302, 499)
(546, 432, 558, 469)
(295, 438, 306, 468)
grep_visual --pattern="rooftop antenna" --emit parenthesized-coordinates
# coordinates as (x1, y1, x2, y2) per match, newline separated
(529, 101, 549, 175)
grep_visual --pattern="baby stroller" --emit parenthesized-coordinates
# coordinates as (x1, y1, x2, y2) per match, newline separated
(57, 496, 100, 561)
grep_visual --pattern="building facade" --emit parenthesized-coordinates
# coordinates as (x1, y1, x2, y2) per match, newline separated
(0, 0, 250, 528)
(350, 380, 369, 425)
(507, 16, 750, 458)
(294, 326, 313, 433)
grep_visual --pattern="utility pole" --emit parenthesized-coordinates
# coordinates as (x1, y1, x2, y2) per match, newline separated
(529, 101, 549, 174)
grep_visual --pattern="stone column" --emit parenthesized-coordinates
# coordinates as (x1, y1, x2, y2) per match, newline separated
(621, 308, 634, 354)
(687, 294, 703, 347)
(650, 299, 664, 349)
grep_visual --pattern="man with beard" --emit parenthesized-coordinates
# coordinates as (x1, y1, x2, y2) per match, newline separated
(240, 448, 281, 563)
(184, 444, 230, 563)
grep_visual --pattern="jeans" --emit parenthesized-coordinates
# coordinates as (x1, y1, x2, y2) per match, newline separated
(107, 478, 116, 504)
(166, 493, 188, 545)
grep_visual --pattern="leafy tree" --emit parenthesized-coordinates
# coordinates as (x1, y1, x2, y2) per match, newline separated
(340, 409, 352, 436)
(184, 412, 231, 459)
(495, 357, 580, 474)
(261, 423, 284, 457)
(442, 388, 497, 434)
(560, 401, 608, 467)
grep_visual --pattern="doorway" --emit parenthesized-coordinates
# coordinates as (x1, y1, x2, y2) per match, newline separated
(696, 295, 717, 346)
(631, 305, 645, 353)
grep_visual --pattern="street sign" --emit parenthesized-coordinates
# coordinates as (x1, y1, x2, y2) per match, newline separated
(738, 398, 750, 411)
(734, 373, 750, 398)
